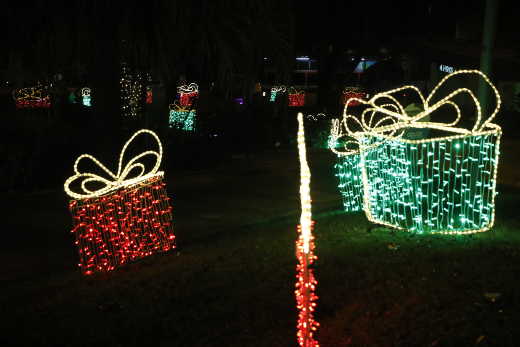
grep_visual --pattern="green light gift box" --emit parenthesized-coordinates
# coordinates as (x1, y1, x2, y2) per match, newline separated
(168, 102, 196, 131)
(330, 70, 502, 234)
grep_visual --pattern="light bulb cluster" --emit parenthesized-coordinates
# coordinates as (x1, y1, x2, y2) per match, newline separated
(341, 87, 366, 106)
(270, 85, 286, 102)
(12, 84, 51, 109)
(121, 64, 146, 117)
(329, 70, 502, 234)
(289, 87, 305, 107)
(168, 102, 196, 131)
(177, 83, 199, 107)
(296, 112, 319, 346)
(65, 129, 175, 274)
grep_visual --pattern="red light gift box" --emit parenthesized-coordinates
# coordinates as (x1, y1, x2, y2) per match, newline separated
(64, 129, 176, 275)
(13, 85, 52, 109)
(288, 87, 305, 107)
(341, 87, 366, 106)
(177, 83, 199, 107)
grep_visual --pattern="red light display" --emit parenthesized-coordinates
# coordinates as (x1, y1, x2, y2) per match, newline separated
(13, 86, 52, 109)
(69, 175, 175, 275)
(289, 92, 305, 107)
(179, 91, 198, 107)
(295, 222, 319, 347)
(341, 87, 366, 106)
(146, 87, 153, 104)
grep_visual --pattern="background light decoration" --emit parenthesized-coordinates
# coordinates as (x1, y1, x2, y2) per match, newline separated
(177, 83, 199, 107)
(12, 84, 51, 109)
(341, 87, 367, 106)
(64, 129, 176, 274)
(81, 87, 91, 107)
(295, 112, 319, 346)
(120, 63, 144, 117)
(169, 102, 196, 131)
(270, 85, 286, 102)
(330, 70, 502, 234)
(289, 87, 305, 107)
(146, 86, 153, 104)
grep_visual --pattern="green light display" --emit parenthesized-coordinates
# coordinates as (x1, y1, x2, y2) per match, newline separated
(270, 90, 277, 102)
(329, 69, 503, 234)
(363, 134, 500, 233)
(169, 109, 196, 131)
(335, 154, 364, 212)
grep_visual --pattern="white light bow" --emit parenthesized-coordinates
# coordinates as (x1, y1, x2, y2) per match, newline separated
(12, 85, 50, 102)
(64, 129, 164, 199)
(81, 87, 91, 97)
(330, 70, 502, 156)
(271, 85, 287, 93)
(177, 83, 199, 94)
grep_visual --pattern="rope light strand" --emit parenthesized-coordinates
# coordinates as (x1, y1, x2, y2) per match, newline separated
(64, 129, 163, 199)
(296, 112, 319, 346)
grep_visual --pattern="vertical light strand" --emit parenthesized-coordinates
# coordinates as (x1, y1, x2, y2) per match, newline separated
(295, 112, 319, 347)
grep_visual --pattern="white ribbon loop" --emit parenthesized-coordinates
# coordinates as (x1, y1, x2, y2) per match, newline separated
(330, 69, 501, 156)
(64, 129, 163, 199)
(177, 83, 198, 94)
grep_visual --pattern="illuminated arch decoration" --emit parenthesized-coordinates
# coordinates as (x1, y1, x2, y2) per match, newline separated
(169, 102, 196, 131)
(64, 129, 176, 275)
(288, 87, 305, 107)
(81, 87, 91, 107)
(295, 112, 319, 346)
(341, 87, 367, 106)
(270, 85, 286, 102)
(330, 70, 502, 234)
(12, 85, 51, 109)
(177, 83, 199, 107)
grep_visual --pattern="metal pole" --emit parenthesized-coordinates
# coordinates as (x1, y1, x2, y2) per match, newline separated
(478, 0, 499, 121)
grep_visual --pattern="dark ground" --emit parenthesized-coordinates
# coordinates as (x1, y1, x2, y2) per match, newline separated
(1, 140, 520, 346)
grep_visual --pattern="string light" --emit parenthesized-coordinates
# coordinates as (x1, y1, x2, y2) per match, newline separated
(289, 87, 305, 107)
(329, 119, 365, 212)
(12, 84, 51, 109)
(177, 83, 199, 107)
(330, 70, 502, 234)
(121, 63, 144, 117)
(341, 87, 366, 106)
(270, 85, 286, 102)
(306, 113, 326, 122)
(81, 87, 91, 107)
(168, 102, 196, 131)
(296, 112, 319, 346)
(65, 129, 175, 274)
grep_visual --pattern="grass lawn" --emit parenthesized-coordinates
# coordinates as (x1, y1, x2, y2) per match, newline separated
(2, 149, 520, 346)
